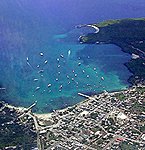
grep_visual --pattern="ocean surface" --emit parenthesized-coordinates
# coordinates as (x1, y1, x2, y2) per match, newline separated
(0, 0, 145, 113)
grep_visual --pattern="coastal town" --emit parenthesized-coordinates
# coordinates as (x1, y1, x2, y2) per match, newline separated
(1, 0, 145, 149)
(0, 18, 145, 150)
(1, 84, 144, 149)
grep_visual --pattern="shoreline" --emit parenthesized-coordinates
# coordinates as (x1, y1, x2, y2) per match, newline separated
(4, 84, 145, 149)
(79, 18, 145, 85)
(77, 33, 137, 87)
(2, 18, 145, 115)
(1, 83, 130, 116)
(2, 84, 130, 115)
(110, 41, 145, 86)
(102, 42, 136, 86)
(0, 84, 144, 149)
(76, 24, 100, 33)
(105, 42, 144, 86)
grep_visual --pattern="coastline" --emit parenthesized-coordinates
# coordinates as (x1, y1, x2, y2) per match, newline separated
(0, 18, 145, 149)
(2, 18, 145, 116)
(104, 42, 137, 86)
(111, 41, 145, 85)
(79, 18, 145, 85)
(4, 84, 145, 149)
(0, 84, 142, 119)
(75, 24, 100, 33)
(1, 18, 145, 116)
(0, 84, 144, 149)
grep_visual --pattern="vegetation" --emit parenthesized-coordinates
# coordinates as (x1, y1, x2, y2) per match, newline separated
(96, 18, 145, 28)
(136, 86, 145, 94)
(80, 18, 145, 84)
(90, 112, 99, 119)
(132, 101, 144, 112)
(0, 102, 37, 149)
(114, 93, 126, 101)
(119, 141, 139, 150)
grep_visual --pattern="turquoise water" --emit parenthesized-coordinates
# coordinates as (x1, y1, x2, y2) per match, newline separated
(0, 0, 144, 112)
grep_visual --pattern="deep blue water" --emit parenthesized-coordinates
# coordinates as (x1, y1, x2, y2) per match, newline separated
(0, 0, 145, 113)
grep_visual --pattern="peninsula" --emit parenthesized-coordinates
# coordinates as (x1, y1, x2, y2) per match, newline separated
(79, 18, 145, 85)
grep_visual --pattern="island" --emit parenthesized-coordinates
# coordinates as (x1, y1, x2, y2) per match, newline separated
(79, 18, 145, 85)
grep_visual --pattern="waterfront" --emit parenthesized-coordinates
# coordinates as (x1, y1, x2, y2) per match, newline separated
(1, 85, 144, 149)
(0, 0, 140, 112)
